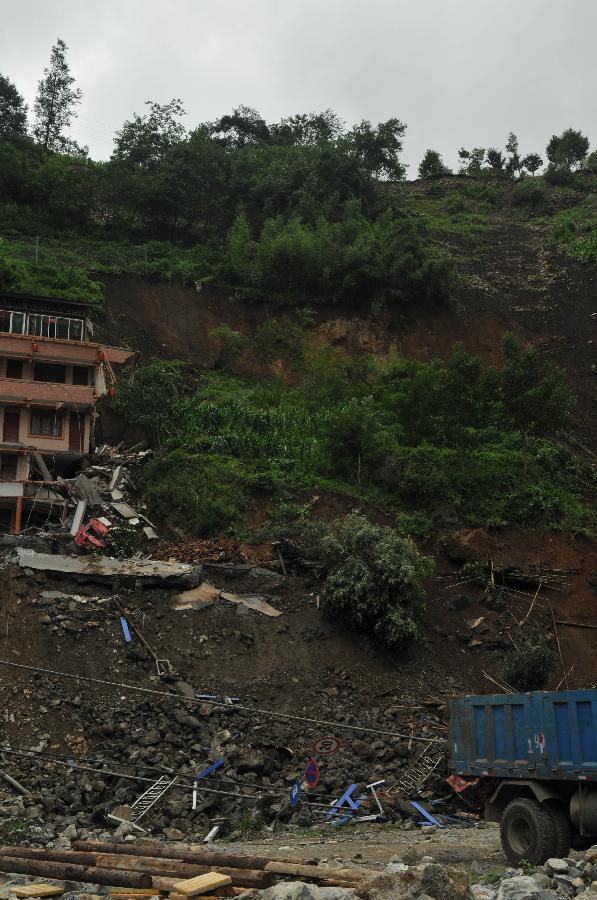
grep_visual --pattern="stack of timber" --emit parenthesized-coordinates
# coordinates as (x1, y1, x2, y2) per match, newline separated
(0, 841, 377, 894)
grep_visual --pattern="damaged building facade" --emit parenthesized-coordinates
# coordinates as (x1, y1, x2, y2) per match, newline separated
(0, 291, 133, 532)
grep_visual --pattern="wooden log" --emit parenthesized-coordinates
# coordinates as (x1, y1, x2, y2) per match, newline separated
(170, 873, 232, 897)
(70, 842, 373, 885)
(264, 859, 372, 883)
(73, 840, 274, 871)
(0, 848, 97, 867)
(12, 888, 64, 898)
(0, 857, 152, 889)
(91, 855, 266, 887)
(0, 849, 271, 890)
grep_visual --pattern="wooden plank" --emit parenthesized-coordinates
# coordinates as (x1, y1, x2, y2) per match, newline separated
(12, 886, 65, 898)
(171, 873, 232, 897)
(110, 891, 164, 898)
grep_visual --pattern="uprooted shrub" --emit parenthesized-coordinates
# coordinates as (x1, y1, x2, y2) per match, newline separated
(302, 511, 434, 647)
(504, 626, 556, 691)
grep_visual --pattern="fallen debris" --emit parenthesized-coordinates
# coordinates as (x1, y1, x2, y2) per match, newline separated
(220, 591, 282, 617)
(16, 548, 194, 583)
(11, 887, 64, 898)
(175, 583, 220, 611)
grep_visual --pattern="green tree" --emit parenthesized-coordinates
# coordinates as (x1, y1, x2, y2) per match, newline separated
(112, 99, 186, 170)
(33, 39, 83, 153)
(486, 148, 505, 172)
(521, 153, 543, 176)
(505, 132, 522, 178)
(499, 333, 574, 435)
(302, 511, 434, 646)
(341, 118, 406, 179)
(226, 208, 255, 282)
(212, 105, 271, 148)
(418, 149, 451, 178)
(585, 149, 597, 173)
(113, 360, 184, 449)
(458, 147, 485, 174)
(271, 110, 344, 146)
(0, 73, 27, 138)
(546, 128, 589, 171)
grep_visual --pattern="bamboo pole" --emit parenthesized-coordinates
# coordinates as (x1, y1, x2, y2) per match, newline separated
(551, 607, 569, 690)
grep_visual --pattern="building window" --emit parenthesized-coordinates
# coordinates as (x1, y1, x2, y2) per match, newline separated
(5, 359, 23, 379)
(33, 363, 67, 384)
(72, 366, 90, 386)
(30, 410, 63, 438)
(0, 454, 18, 481)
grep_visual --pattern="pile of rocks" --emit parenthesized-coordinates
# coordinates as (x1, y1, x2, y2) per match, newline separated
(470, 850, 597, 899)
(0, 683, 430, 837)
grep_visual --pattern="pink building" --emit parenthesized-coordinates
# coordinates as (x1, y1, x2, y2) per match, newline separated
(0, 291, 134, 532)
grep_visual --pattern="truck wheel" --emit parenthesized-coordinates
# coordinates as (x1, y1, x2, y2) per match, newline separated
(546, 803, 571, 858)
(500, 798, 558, 865)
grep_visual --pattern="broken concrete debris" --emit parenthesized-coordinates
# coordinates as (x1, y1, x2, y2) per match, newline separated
(17, 548, 194, 583)
(175, 583, 283, 617)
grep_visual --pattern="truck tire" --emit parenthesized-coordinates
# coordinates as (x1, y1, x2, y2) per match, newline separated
(500, 798, 558, 865)
(546, 803, 572, 858)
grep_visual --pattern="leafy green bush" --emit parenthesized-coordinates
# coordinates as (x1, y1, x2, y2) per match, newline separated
(510, 179, 549, 212)
(113, 360, 186, 449)
(143, 449, 249, 535)
(0, 241, 103, 300)
(210, 324, 246, 369)
(302, 511, 434, 646)
(504, 627, 556, 691)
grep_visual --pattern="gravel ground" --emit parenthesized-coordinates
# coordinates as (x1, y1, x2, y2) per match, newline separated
(226, 822, 504, 873)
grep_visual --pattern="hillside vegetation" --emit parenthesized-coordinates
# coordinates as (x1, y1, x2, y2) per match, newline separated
(113, 336, 595, 540)
(1, 51, 596, 597)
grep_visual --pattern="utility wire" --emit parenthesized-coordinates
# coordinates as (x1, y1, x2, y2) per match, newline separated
(0, 739, 361, 803)
(0, 659, 443, 743)
(0, 745, 377, 817)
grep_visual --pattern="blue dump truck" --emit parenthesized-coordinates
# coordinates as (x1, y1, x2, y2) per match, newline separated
(449, 690, 597, 865)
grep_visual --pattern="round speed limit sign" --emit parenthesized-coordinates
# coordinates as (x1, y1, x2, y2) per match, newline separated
(312, 735, 342, 756)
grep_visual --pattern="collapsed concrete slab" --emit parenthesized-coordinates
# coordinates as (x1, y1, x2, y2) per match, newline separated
(16, 548, 194, 584)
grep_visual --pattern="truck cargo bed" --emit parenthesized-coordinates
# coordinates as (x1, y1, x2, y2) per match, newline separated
(449, 690, 597, 781)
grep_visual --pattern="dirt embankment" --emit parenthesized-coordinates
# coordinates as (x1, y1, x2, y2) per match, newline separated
(97, 208, 596, 451)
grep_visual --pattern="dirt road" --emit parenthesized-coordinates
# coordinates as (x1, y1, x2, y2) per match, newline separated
(227, 822, 504, 874)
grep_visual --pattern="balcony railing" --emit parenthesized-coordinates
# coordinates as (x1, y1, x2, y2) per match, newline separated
(0, 309, 86, 341)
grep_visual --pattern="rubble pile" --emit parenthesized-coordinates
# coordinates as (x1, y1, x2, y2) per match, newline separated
(468, 848, 597, 899)
(0, 679, 450, 838)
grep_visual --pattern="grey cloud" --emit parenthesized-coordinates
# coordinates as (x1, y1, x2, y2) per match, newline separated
(0, 0, 595, 171)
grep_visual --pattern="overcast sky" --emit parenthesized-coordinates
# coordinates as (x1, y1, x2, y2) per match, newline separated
(1, 0, 595, 174)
